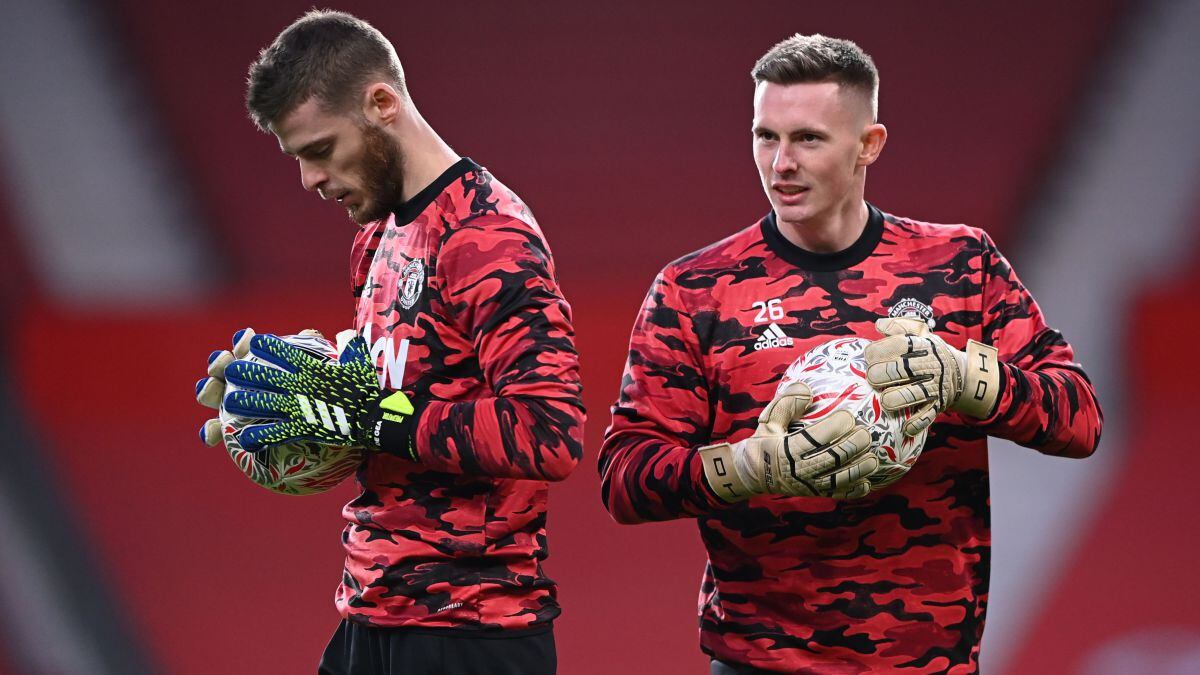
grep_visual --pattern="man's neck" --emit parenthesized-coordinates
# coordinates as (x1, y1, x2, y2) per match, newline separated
(394, 106, 461, 202)
(776, 199, 870, 254)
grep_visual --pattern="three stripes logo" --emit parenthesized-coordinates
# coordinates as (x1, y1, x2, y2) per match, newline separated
(754, 323, 794, 351)
(295, 395, 352, 436)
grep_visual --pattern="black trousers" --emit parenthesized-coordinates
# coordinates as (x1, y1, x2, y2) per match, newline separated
(317, 620, 556, 675)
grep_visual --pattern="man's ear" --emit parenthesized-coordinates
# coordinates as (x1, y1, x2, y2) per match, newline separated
(363, 83, 402, 125)
(858, 123, 887, 167)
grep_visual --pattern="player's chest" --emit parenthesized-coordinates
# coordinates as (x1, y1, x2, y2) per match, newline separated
(698, 270, 975, 387)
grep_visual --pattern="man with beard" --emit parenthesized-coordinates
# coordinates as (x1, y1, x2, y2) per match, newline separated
(193, 11, 582, 674)
(599, 34, 1102, 672)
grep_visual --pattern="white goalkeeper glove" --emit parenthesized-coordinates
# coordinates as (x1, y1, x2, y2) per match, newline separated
(699, 382, 878, 501)
(864, 317, 1001, 436)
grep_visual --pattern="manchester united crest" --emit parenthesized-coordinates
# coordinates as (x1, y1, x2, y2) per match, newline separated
(888, 297, 936, 329)
(398, 259, 425, 310)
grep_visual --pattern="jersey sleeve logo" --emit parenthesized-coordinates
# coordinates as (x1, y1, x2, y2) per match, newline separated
(888, 297, 936, 329)
(398, 259, 426, 310)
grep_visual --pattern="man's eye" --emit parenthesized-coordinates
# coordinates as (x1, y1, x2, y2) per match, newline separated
(755, 132, 776, 141)
(800, 134, 819, 143)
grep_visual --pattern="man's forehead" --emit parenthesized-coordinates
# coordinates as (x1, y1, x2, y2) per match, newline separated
(271, 98, 342, 153)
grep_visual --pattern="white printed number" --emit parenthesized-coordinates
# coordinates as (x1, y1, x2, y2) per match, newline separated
(753, 298, 785, 323)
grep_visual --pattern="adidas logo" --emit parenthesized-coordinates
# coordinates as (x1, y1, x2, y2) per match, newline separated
(754, 323, 794, 351)
(295, 394, 352, 435)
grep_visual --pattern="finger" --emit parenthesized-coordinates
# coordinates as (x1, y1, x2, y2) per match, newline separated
(200, 418, 223, 447)
(223, 389, 293, 420)
(790, 410, 857, 453)
(901, 404, 938, 437)
(812, 453, 878, 497)
(247, 333, 318, 372)
(338, 335, 372, 366)
(232, 328, 254, 358)
(237, 421, 327, 453)
(874, 317, 929, 337)
(196, 376, 225, 409)
(879, 382, 933, 411)
(207, 350, 233, 379)
(335, 329, 359, 354)
(224, 360, 296, 392)
(833, 479, 872, 500)
(297, 328, 325, 338)
(759, 381, 813, 434)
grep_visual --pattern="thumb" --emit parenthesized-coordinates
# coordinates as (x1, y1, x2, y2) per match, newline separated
(875, 316, 930, 338)
(759, 381, 812, 434)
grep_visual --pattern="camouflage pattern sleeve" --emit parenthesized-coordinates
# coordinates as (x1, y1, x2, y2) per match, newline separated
(414, 215, 584, 481)
(967, 232, 1103, 458)
(599, 268, 727, 523)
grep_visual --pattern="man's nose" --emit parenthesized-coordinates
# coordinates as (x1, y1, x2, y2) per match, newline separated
(772, 143, 798, 175)
(299, 160, 327, 193)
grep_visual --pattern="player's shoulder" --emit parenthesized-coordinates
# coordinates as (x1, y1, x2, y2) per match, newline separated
(445, 162, 541, 235)
(879, 208, 993, 248)
(660, 218, 766, 282)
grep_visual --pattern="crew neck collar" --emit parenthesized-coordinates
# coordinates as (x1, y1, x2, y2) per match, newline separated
(760, 203, 884, 272)
(392, 157, 478, 226)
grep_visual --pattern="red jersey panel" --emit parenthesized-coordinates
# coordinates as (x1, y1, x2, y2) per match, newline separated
(340, 159, 584, 630)
(600, 205, 1101, 672)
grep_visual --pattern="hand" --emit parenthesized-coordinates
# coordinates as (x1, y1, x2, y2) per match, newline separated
(864, 317, 1000, 436)
(195, 328, 255, 446)
(221, 333, 416, 456)
(699, 382, 878, 501)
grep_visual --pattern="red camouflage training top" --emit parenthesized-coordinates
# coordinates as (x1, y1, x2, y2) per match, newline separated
(600, 205, 1102, 672)
(340, 158, 584, 631)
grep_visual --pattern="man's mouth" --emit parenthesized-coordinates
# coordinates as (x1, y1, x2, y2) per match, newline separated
(773, 184, 807, 196)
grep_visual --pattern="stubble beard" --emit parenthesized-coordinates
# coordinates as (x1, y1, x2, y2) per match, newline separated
(353, 123, 406, 225)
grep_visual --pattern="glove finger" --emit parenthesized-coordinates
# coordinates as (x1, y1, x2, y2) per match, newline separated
(199, 418, 223, 447)
(338, 335, 372, 366)
(831, 479, 872, 500)
(224, 359, 297, 392)
(246, 333, 317, 372)
(812, 453, 878, 496)
(759, 381, 813, 434)
(879, 382, 933, 411)
(207, 350, 233, 378)
(232, 328, 254, 358)
(196, 376, 225, 409)
(790, 410, 858, 454)
(874, 317, 929, 337)
(901, 404, 938, 437)
(223, 389, 294, 420)
(237, 421, 331, 453)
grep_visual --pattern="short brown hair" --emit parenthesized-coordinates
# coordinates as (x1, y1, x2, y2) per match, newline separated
(246, 10, 406, 132)
(752, 34, 879, 121)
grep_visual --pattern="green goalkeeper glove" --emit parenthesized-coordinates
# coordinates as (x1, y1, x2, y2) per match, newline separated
(864, 317, 1001, 436)
(699, 382, 878, 501)
(222, 333, 417, 457)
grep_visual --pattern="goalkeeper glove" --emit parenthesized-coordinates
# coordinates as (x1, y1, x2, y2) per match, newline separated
(221, 333, 417, 458)
(698, 382, 878, 501)
(864, 317, 1001, 436)
(195, 328, 254, 446)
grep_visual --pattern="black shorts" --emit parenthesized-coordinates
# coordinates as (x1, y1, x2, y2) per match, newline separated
(317, 619, 556, 675)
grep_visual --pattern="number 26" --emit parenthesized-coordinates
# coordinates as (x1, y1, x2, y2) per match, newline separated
(753, 298, 784, 323)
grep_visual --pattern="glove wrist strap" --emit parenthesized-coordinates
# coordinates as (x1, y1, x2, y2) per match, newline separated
(953, 340, 1001, 418)
(699, 442, 753, 503)
(359, 393, 419, 461)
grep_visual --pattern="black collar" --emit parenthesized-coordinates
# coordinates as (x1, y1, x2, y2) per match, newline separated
(760, 203, 884, 272)
(392, 157, 479, 226)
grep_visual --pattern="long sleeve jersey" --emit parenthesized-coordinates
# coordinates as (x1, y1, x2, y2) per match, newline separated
(600, 204, 1101, 672)
(338, 158, 584, 631)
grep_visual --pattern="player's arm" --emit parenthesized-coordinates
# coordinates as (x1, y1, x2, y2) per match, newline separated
(963, 232, 1102, 457)
(599, 269, 876, 524)
(865, 232, 1101, 457)
(410, 215, 584, 481)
